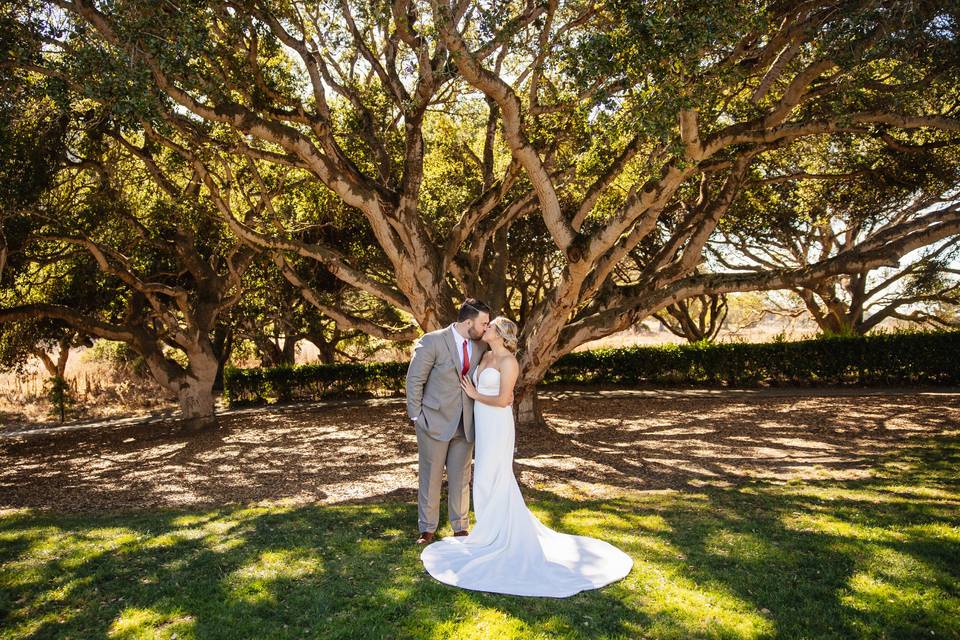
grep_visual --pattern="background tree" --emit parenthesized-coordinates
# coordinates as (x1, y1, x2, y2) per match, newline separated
(0, 103, 262, 422)
(713, 137, 960, 335)
(653, 292, 729, 343)
(230, 258, 380, 367)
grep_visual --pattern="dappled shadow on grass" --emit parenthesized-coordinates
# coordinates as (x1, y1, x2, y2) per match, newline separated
(0, 501, 645, 639)
(1, 436, 958, 639)
(521, 436, 960, 639)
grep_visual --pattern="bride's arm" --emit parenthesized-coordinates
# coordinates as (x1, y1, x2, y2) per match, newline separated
(462, 357, 519, 408)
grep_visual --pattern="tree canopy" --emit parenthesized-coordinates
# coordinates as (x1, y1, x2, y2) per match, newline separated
(2, 0, 959, 424)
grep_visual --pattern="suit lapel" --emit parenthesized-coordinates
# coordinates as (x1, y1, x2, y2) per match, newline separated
(444, 324, 461, 370)
(445, 323, 490, 374)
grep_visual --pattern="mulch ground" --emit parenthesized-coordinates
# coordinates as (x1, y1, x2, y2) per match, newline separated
(1, 390, 958, 513)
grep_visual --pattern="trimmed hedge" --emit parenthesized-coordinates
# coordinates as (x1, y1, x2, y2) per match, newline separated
(543, 330, 960, 386)
(224, 361, 408, 405)
(223, 330, 960, 406)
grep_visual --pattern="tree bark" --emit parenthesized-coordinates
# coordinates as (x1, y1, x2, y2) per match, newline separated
(177, 380, 216, 424)
(145, 345, 220, 427)
(212, 325, 233, 392)
(514, 384, 546, 431)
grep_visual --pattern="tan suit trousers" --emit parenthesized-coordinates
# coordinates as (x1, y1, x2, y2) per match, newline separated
(416, 413, 472, 533)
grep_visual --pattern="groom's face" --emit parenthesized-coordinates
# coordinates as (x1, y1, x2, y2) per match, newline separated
(466, 312, 490, 340)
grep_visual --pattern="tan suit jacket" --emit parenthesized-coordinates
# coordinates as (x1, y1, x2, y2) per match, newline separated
(405, 324, 487, 442)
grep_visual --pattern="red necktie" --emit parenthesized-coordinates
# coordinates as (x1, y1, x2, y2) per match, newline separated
(461, 340, 470, 377)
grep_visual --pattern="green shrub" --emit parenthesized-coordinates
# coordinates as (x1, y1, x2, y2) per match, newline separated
(45, 375, 75, 422)
(223, 330, 960, 406)
(224, 361, 408, 405)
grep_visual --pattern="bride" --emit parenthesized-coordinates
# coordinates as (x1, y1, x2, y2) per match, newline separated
(420, 316, 633, 598)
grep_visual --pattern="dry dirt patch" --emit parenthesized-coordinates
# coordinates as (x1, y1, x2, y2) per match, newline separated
(0, 391, 957, 513)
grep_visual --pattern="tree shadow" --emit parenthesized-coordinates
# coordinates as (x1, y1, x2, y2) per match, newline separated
(519, 435, 960, 639)
(514, 393, 960, 493)
(4, 391, 957, 517)
(0, 402, 421, 512)
(1, 436, 957, 639)
(0, 501, 649, 639)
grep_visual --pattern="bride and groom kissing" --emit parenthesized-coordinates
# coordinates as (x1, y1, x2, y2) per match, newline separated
(405, 298, 632, 598)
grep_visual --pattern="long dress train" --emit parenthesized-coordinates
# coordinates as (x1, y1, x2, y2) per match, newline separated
(420, 367, 633, 597)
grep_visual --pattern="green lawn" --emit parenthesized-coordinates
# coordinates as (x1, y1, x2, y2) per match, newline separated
(1, 437, 958, 640)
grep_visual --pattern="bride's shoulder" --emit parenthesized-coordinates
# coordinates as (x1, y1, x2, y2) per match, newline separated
(498, 353, 519, 372)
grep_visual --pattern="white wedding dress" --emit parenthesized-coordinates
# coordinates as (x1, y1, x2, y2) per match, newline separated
(420, 367, 633, 597)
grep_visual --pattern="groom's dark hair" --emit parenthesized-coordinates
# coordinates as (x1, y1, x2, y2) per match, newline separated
(458, 298, 491, 322)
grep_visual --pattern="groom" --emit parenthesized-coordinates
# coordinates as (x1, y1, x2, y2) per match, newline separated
(405, 298, 491, 544)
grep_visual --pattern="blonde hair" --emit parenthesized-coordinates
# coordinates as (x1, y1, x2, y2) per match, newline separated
(490, 316, 519, 353)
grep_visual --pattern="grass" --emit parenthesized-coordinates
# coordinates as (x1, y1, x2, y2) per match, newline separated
(1, 437, 958, 640)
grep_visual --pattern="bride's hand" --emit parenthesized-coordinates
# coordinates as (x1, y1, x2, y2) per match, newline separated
(460, 375, 479, 399)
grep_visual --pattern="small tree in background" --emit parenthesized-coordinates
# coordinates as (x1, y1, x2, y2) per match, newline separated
(654, 293, 729, 343)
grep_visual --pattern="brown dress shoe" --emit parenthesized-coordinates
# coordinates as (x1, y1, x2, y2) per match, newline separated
(416, 531, 435, 545)
(453, 530, 469, 537)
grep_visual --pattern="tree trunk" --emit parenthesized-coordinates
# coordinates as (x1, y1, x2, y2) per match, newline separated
(34, 349, 58, 378)
(177, 354, 218, 427)
(55, 335, 71, 378)
(257, 335, 296, 367)
(515, 384, 546, 430)
(315, 341, 338, 364)
(212, 325, 233, 391)
(280, 337, 297, 365)
(34, 336, 71, 379)
(177, 379, 216, 427)
(143, 344, 219, 427)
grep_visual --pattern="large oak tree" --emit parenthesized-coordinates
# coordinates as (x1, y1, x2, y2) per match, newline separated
(7, 0, 960, 426)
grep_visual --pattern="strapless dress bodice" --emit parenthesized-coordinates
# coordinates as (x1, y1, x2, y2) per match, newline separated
(474, 367, 501, 397)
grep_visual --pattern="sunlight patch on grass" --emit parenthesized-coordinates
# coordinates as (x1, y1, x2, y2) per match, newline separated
(902, 522, 960, 542)
(559, 508, 634, 534)
(39, 574, 93, 606)
(17, 527, 140, 576)
(632, 559, 776, 639)
(426, 605, 530, 640)
(631, 514, 673, 532)
(204, 535, 245, 554)
(620, 531, 681, 559)
(864, 546, 941, 585)
(782, 512, 908, 542)
(169, 513, 217, 527)
(841, 564, 959, 637)
(142, 527, 207, 551)
(225, 549, 321, 605)
(778, 484, 960, 508)
(379, 585, 413, 604)
(108, 606, 196, 639)
(878, 484, 960, 500)
(703, 529, 782, 563)
(356, 539, 388, 555)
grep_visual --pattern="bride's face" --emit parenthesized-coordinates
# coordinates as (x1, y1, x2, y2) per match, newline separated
(481, 324, 500, 345)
